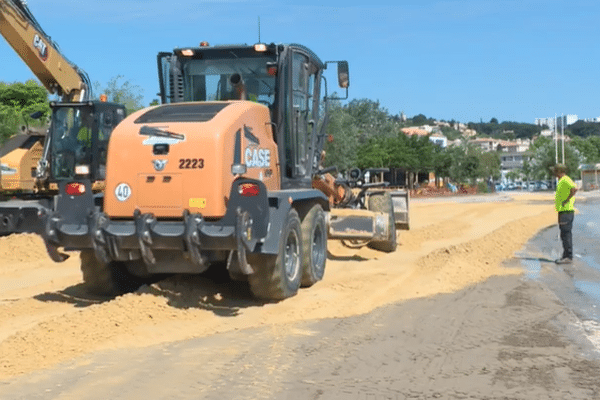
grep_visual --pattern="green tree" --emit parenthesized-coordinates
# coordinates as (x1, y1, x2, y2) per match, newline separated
(568, 120, 600, 137)
(323, 101, 360, 171)
(433, 146, 453, 179)
(447, 145, 469, 184)
(356, 136, 391, 168)
(345, 98, 395, 140)
(464, 153, 480, 184)
(478, 151, 501, 180)
(506, 170, 520, 182)
(411, 113, 428, 126)
(94, 75, 144, 114)
(571, 136, 600, 163)
(440, 125, 462, 140)
(521, 159, 532, 184)
(529, 137, 580, 180)
(0, 80, 50, 145)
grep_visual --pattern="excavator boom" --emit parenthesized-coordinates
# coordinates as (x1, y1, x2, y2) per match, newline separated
(0, 0, 87, 101)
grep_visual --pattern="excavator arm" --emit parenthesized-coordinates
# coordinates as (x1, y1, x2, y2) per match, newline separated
(0, 0, 100, 187)
(0, 0, 88, 101)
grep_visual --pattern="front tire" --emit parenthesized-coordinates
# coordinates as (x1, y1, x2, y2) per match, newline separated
(248, 208, 303, 300)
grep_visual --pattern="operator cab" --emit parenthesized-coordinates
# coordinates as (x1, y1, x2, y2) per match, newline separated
(49, 101, 126, 182)
(157, 43, 349, 190)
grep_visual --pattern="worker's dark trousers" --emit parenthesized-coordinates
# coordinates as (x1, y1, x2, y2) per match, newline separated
(558, 211, 574, 259)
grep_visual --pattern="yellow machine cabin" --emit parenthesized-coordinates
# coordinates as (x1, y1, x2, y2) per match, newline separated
(0, 131, 44, 192)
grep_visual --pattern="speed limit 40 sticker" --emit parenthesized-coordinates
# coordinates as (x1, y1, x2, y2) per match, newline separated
(115, 183, 132, 202)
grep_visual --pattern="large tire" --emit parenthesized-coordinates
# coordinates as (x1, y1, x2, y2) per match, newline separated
(248, 208, 303, 300)
(80, 250, 146, 296)
(367, 192, 397, 253)
(300, 204, 327, 287)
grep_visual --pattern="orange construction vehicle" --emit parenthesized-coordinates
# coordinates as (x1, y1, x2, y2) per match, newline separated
(0, 0, 126, 192)
(0, 42, 408, 300)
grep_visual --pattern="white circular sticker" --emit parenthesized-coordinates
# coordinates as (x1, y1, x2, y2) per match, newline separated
(115, 183, 131, 202)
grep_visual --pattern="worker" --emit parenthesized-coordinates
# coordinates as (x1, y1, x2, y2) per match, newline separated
(553, 163, 577, 264)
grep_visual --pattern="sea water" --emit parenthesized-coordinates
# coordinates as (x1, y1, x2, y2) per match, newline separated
(518, 196, 600, 357)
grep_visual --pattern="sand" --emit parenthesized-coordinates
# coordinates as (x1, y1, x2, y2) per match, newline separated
(0, 192, 560, 380)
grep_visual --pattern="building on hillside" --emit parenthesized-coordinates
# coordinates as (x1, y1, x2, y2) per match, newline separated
(535, 115, 578, 129)
(462, 128, 477, 137)
(497, 138, 531, 153)
(499, 141, 518, 152)
(454, 122, 467, 131)
(471, 138, 499, 152)
(435, 120, 451, 128)
(535, 117, 555, 129)
(401, 127, 428, 137)
(429, 133, 447, 148)
(401, 127, 448, 148)
(500, 152, 530, 170)
(500, 152, 532, 183)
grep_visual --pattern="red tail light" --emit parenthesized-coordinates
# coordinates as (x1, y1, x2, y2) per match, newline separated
(65, 182, 86, 196)
(239, 183, 260, 197)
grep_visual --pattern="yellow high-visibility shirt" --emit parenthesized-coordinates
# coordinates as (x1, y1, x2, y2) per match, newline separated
(555, 175, 576, 212)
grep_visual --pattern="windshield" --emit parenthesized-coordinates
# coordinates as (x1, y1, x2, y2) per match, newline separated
(181, 57, 276, 105)
(50, 106, 93, 180)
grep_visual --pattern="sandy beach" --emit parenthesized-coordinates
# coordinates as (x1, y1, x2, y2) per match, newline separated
(1, 191, 599, 399)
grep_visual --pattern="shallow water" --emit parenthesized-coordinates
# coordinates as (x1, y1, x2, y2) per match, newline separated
(517, 197, 600, 355)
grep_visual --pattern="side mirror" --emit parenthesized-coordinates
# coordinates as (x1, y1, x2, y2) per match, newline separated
(337, 61, 349, 89)
(325, 60, 350, 100)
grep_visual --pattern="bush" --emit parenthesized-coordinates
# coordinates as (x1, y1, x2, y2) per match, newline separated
(477, 181, 490, 193)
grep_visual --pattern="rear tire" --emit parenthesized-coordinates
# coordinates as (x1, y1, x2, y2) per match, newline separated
(248, 208, 303, 300)
(300, 204, 327, 287)
(80, 250, 146, 296)
(367, 192, 397, 253)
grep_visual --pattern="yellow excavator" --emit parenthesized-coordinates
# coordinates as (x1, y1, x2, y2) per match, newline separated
(0, 0, 125, 193)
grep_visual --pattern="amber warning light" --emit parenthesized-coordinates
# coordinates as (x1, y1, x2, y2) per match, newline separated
(239, 183, 260, 197)
(254, 43, 267, 52)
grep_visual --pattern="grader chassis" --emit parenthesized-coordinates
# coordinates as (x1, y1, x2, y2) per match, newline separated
(0, 42, 408, 300)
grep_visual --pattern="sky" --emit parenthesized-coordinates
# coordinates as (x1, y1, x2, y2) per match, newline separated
(1, 0, 599, 124)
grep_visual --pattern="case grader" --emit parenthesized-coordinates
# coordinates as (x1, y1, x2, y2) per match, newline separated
(0, 41, 408, 300)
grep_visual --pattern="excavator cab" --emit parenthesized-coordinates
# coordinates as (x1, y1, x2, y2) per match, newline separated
(46, 101, 126, 183)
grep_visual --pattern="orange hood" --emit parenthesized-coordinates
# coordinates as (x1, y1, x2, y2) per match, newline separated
(104, 101, 279, 219)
